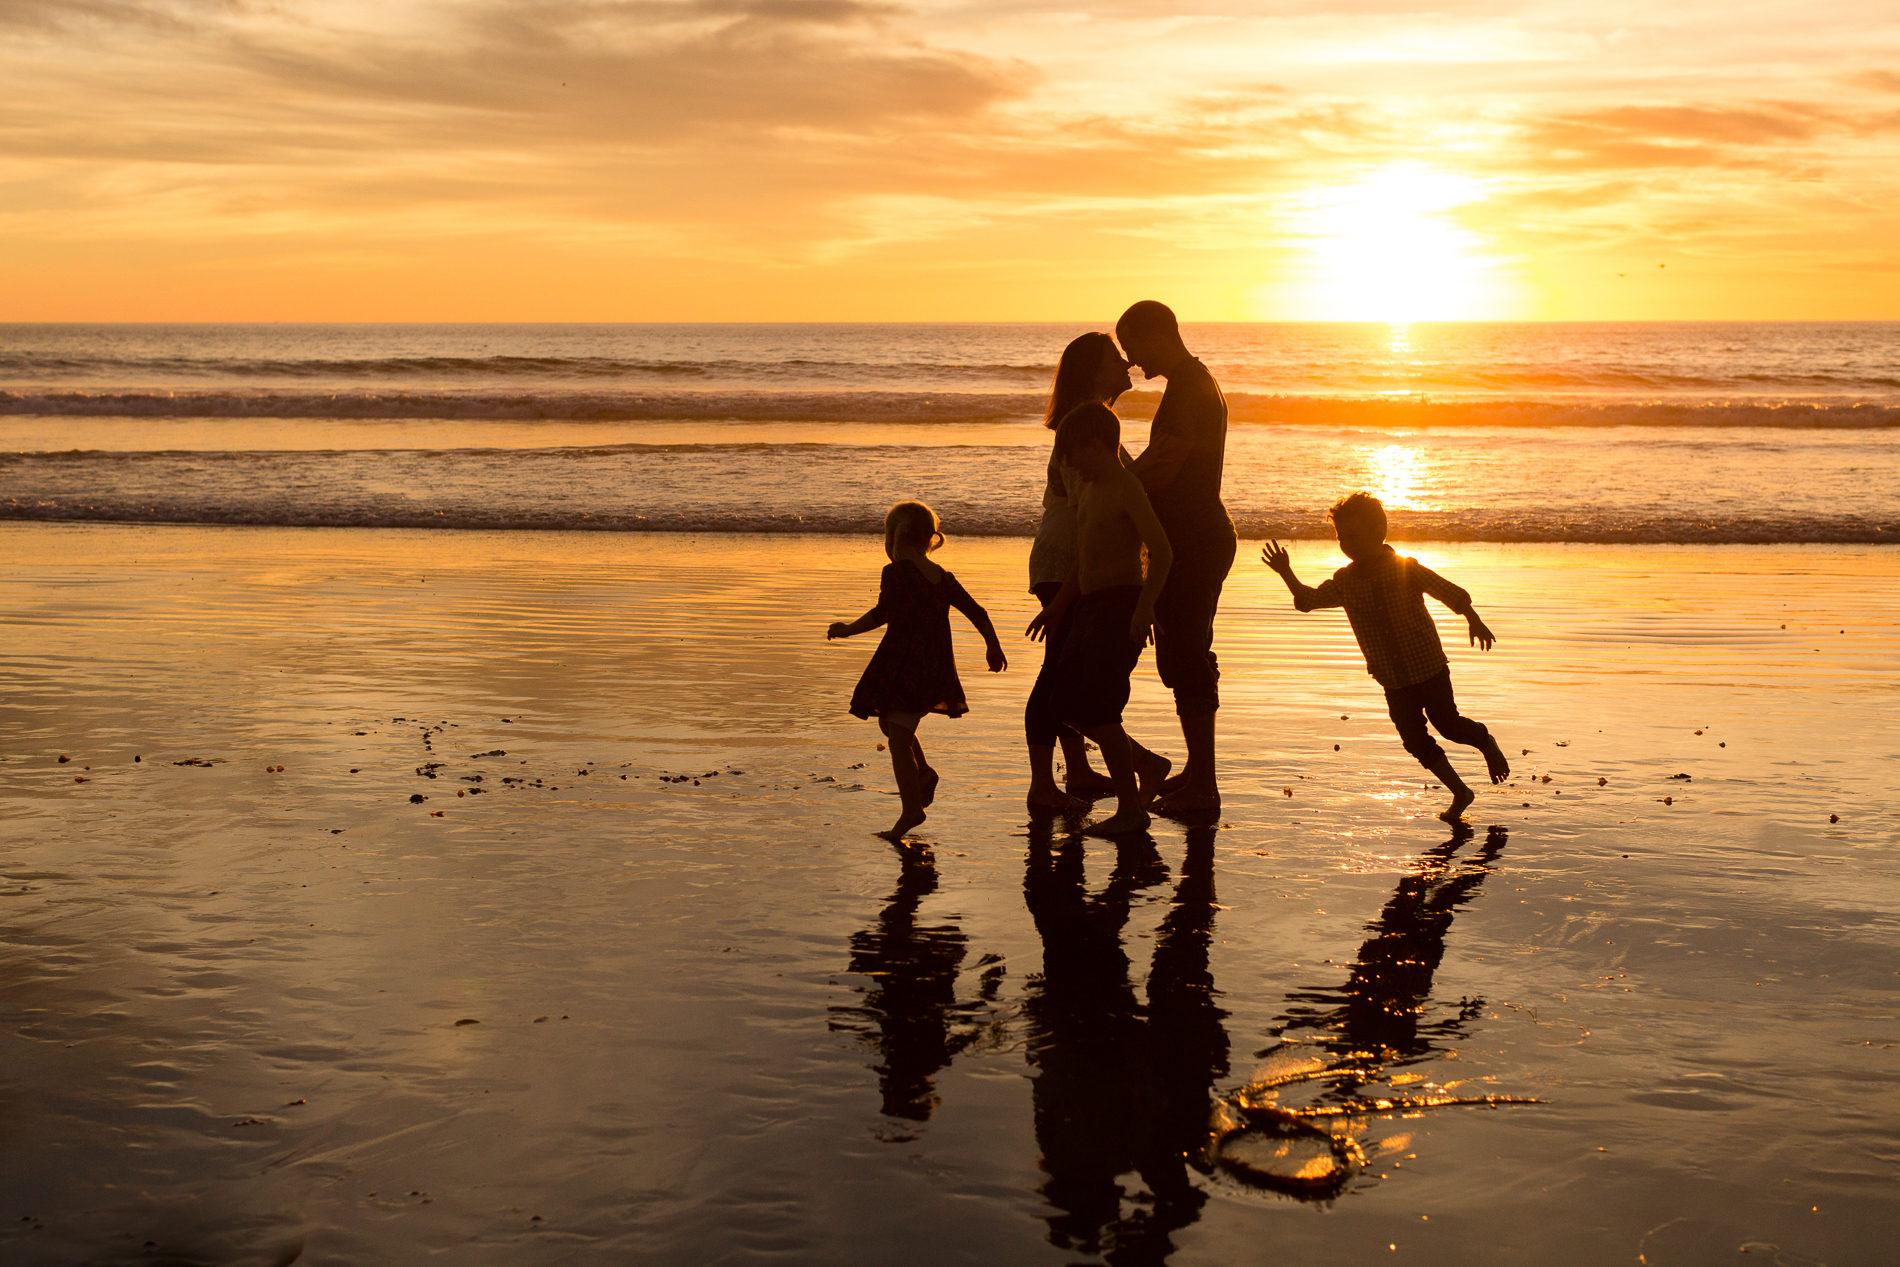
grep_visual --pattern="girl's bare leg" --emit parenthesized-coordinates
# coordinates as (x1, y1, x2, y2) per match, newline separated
(1080, 724, 1151, 836)
(880, 714, 927, 839)
(911, 731, 938, 808)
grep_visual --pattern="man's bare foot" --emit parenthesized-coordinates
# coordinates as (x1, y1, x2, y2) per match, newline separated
(1083, 808, 1152, 837)
(1439, 786, 1475, 822)
(1136, 750, 1174, 800)
(1064, 768, 1117, 796)
(920, 764, 940, 807)
(1152, 786, 1220, 818)
(1028, 784, 1091, 811)
(882, 807, 927, 840)
(1480, 739, 1511, 784)
(1154, 767, 1189, 796)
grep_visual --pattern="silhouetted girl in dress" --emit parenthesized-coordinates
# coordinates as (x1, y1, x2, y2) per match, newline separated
(829, 501, 1007, 841)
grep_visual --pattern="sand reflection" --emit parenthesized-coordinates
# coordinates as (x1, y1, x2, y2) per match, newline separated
(829, 848, 1004, 1131)
(1021, 823, 1229, 1263)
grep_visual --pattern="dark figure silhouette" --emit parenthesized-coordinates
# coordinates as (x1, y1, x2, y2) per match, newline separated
(1022, 823, 1229, 1265)
(1279, 824, 1507, 1066)
(1264, 491, 1511, 824)
(830, 849, 1001, 1122)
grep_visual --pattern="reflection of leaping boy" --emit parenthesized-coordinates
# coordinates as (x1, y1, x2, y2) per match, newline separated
(1263, 493, 1510, 823)
(1028, 402, 1172, 836)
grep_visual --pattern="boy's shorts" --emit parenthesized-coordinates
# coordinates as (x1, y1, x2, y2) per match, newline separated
(1054, 585, 1145, 729)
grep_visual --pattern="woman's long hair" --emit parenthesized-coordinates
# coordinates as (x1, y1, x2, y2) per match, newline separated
(1044, 331, 1116, 431)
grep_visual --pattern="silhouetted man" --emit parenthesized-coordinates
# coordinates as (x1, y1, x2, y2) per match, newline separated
(1117, 301, 1235, 814)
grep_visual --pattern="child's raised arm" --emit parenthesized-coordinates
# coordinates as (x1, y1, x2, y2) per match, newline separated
(1261, 540, 1325, 611)
(947, 579, 1008, 672)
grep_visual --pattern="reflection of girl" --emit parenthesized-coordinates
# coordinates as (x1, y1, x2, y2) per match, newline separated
(1025, 333, 1165, 809)
(829, 501, 1007, 841)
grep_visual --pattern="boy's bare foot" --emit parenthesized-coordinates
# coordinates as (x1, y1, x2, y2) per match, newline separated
(1154, 767, 1189, 796)
(882, 807, 927, 840)
(1136, 750, 1174, 800)
(1152, 786, 1220, 818)
(1028, 784, 1091, 811)
(1084, 808, 1152, 837)
(1064, 769, 1117, 796)
(920, 764, 940, 808)
(1439, 786, 1476, 822)
(1480, 739, 1511, 784)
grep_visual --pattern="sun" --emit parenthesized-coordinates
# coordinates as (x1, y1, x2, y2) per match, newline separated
(1260, 164, 1521, 323)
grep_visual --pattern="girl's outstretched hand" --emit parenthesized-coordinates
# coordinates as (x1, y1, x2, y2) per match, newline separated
(986, 644, 1008, 673)
(1261, 541, 1293, 575)
(1467, 613, 1496, 650)
(826, 621, 852, 640)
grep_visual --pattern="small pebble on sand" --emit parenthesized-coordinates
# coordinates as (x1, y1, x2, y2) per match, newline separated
(58, 755, 70, 763)
(1830, 814, 1839, 823)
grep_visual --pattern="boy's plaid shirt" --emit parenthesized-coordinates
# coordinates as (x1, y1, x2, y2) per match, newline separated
(1310, 546, 1473, 689)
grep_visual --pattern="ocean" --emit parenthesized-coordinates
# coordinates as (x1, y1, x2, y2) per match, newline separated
(3, 321, 1897, 543)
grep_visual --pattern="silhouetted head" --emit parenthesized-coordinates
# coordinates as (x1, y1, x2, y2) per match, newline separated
(1045, 332, 1133, 429)
(1115, 300, 1191, 379)
(884, 500, 944, 560)
(1328, 492, 1388, 560)
(1053, 401, 1121, 480)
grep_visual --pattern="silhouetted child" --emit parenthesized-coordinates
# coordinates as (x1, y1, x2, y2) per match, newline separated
(1029, 403, 1173, 835)
(1263, 493, 1509, 822)
(830, 501, 1008, 841)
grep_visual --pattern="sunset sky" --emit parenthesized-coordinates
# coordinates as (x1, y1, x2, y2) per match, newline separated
(5, 0, 1897, 321)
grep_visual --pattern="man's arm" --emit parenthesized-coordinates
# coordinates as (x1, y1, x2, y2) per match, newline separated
(1117, 472, 1172, 645)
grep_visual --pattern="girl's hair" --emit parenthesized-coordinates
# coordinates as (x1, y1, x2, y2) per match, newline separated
(884, 501, 944, 558)
(1044, 331, 1117, 430)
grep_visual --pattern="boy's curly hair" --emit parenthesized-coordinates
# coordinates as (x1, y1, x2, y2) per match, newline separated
(1328, 491, 1388, 540)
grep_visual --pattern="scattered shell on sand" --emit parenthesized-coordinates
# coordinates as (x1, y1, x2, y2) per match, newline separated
(1597, 777, 1607, 786)
(410, 793, 427, 803)
(74, 776, 89, 783)
(1283, 787, 1293, 797)
(430, 810, 445, 817)
(58, 755, 70, 763)
(1830, 814, 1840, 823)
(454, 1018, 480, 1026)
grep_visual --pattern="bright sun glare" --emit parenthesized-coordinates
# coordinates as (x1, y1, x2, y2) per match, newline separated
(1272, 164, 1517, 323)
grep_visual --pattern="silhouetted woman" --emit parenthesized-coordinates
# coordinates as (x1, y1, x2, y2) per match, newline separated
(1025, 332, 1164, 809)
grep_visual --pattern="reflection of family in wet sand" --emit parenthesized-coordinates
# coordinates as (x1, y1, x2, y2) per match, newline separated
(828, 299, 1510, 840)
(834, 822, 1514, 1256)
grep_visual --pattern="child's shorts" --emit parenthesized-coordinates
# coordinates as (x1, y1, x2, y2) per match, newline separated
(1054, 585, 1145, 729)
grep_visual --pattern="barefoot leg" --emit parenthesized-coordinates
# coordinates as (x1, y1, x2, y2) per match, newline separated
(1479, 735, 1511, 784)
(1080, 723, 1150, 836)
(1028, 743, 1091, 810)
(1425, 755, 1475, 822)
(880, 714, 927, 837)
(911, 732, 939, 807)
(1058, 731, 1116, 795)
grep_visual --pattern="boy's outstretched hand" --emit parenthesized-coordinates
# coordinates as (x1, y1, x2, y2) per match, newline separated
(1261, 541, 1293, 576)
(986, 644, 1008, 673)
(1467, 613, 1496, 650)
(826, 621, 851, 640)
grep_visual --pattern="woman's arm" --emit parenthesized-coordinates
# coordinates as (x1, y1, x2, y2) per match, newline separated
(1119, 473, 1172, 645)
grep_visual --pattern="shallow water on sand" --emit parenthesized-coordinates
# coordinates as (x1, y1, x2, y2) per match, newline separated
(2, 525, 1897, 1265)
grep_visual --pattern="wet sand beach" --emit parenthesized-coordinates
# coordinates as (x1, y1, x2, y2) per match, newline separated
(3, 523, 1897, 1265)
